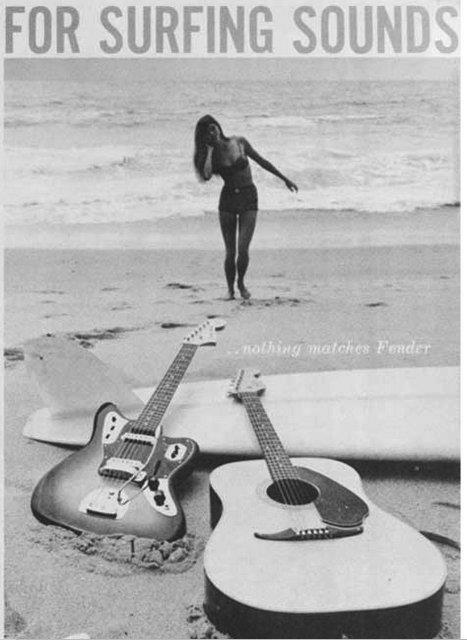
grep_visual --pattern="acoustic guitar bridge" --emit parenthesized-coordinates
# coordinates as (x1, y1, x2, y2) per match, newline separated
(254, 525, 363, 541)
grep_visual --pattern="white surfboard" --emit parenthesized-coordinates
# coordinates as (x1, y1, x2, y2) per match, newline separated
(23, 337, 459, 460)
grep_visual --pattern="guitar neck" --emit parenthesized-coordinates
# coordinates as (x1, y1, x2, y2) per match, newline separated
(240, 392, 297, 482)
(134, 342, 198, 434)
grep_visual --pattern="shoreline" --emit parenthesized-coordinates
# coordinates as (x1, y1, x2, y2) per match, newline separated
(4, 204, 460, 250)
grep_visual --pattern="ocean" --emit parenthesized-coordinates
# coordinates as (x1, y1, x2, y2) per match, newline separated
(4, 75, 459, 229)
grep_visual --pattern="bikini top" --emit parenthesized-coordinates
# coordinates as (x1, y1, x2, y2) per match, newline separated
(216, 155, 249, 179)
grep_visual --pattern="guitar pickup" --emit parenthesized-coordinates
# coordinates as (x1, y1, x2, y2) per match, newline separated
(100, 457, 146, 481)
(122, 433, 156, 446)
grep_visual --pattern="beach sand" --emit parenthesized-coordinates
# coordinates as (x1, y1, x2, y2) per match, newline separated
(4, 218, 460, 639)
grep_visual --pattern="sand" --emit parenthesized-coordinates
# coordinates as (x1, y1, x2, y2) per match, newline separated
(3, 219, 460, 639)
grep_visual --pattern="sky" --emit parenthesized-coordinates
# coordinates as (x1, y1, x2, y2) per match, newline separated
(5, 57, 459, 83)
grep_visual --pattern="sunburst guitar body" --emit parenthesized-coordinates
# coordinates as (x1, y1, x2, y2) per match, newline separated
(31, 319, 225, 540)
(32, 403, 198, 539)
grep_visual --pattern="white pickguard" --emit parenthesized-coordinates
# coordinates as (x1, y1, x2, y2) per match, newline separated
(79, 480, 178, 519)
(144, 479, 178, 517)
(88, 413, 178, 518)
(164, 443, 187, 462)
(102, 411, 128, 444)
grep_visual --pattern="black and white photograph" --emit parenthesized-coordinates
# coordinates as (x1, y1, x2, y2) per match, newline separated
(3, 2, 461, 638)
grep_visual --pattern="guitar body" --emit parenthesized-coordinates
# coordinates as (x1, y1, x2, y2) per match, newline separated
(31, 403, 198, 540)
(204, 458, 446, 639)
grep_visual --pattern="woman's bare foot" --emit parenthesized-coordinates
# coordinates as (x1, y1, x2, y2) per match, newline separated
(225, 289, 235, 300)
(238, 284, 251, 300)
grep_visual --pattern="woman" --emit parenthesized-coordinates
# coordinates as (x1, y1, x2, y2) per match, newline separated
(194, 115, 298, 300)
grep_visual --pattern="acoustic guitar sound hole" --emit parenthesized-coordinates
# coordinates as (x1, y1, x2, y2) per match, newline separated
(266, 479, 319, 505)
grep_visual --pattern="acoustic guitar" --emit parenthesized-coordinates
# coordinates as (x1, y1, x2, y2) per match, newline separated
(203, 369, 446, 639)
(31, 319, 224, 541)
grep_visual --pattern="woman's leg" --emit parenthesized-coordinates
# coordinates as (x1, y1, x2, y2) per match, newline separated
(237, 209, 257, 299)
(218, 209, 237, 298)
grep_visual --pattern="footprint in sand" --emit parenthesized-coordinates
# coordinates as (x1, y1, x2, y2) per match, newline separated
(165, 282, 200, 291)
(37, 289, 65, 295)
(244, 296, 301, 308)
(68, 326, 135, 349)
(72, 327, 128, 342)
(101, 286, 119, 291)
(4, 347, 25, 366)
(432, 501, 460, 510)
(111, 303, 132, 311)
(160, 322, 192, 329)
(77, 340, 94, 349)
(365, 302, 388, 308)
(43, 313, 70, 319)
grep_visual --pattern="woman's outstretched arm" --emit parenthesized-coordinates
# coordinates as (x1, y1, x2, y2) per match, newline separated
(241, 137, 298, 192)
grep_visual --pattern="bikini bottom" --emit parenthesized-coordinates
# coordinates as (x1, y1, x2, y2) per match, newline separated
(219, 184, 258, 215)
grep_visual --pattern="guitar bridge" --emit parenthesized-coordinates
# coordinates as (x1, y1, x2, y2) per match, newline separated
(254, 525, 364, 541)
(79, 488, 129, 519)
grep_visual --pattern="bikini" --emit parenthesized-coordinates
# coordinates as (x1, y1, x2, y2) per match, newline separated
(217, 156, 258, 215)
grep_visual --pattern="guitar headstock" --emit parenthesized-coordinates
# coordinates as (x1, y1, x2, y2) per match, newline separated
(228, 369, 266, 400)
(183, 318, 226, 347)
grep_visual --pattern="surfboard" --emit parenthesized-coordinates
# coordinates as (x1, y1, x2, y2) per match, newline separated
(23, 337, 459, 461)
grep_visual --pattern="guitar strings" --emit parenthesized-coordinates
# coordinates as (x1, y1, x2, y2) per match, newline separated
(113, 344, 196, 464)
(115, 346, 194, 474)
(242, 391, 320, 533)
(243, 392, 305, 505)
(105, 343, 197, 486)
(89, 323, 211, 517)
(242, 393, 308, 521)
(242, 393, 298, 508)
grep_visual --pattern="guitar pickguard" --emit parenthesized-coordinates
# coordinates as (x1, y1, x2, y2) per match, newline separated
(144, 479, 178, 517)
(97, 406, 161, 481)
(101, 409, 128, 444)
(81, 405, 197, 522)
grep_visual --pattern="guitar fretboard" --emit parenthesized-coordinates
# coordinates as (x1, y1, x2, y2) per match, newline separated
(132, 342, 198, 435)
(240, 392, 300, 482)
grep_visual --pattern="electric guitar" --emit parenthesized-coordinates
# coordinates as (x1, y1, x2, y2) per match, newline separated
(203, 369, 446, 639)
(31, 319, 224, 541)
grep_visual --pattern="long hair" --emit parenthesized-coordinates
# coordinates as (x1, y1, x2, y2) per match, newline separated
(193, 115, 226, 181)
